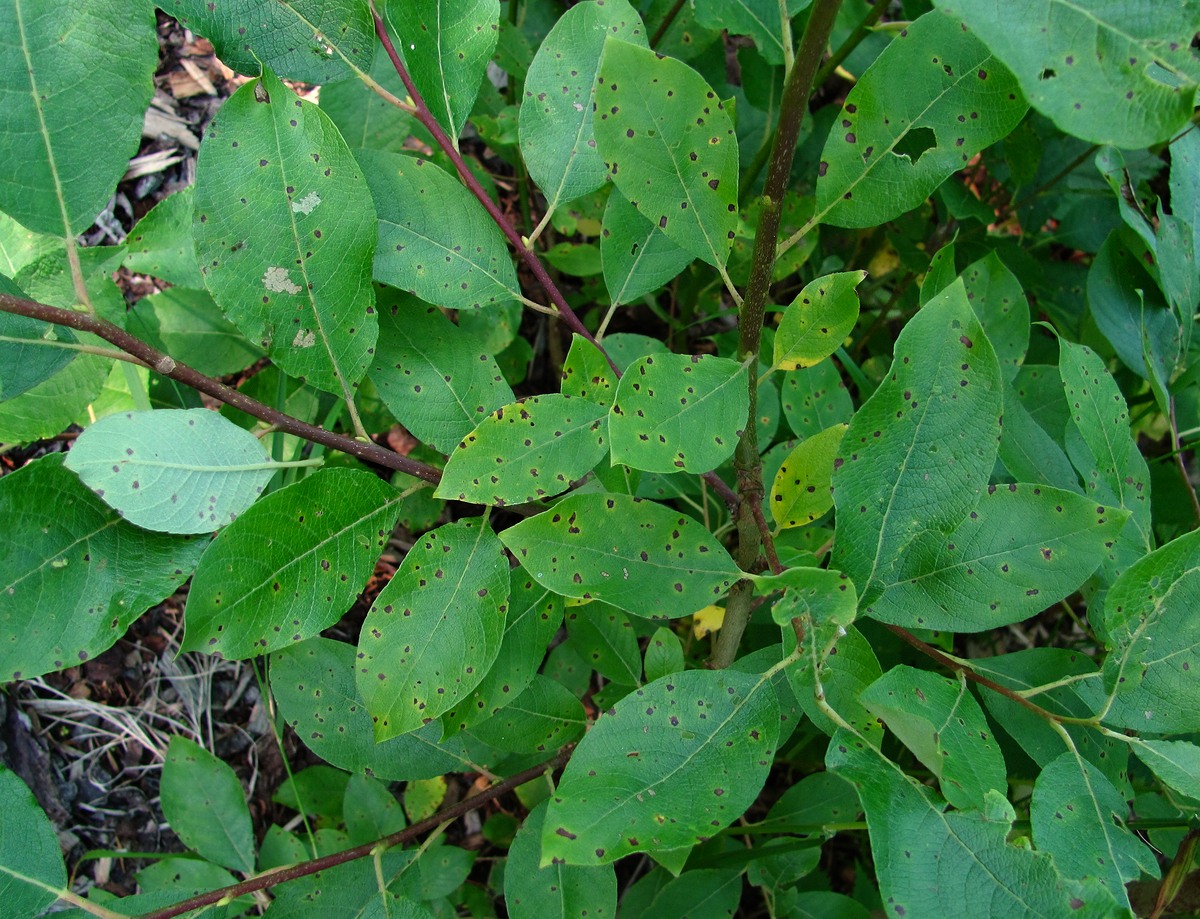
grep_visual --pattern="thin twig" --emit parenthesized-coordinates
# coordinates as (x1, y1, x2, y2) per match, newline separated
(0, 292, 442, 485)
(136, 746, 574, 919)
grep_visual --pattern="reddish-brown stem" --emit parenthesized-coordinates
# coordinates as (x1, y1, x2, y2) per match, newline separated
(136, 746, 573, 919)
(0, 293, 442, 485)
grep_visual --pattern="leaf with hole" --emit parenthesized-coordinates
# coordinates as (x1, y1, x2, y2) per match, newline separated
(0, 0, 157, 235)
(358, 518, 510, 741)
(436, 394, 608, 506)
(593, 38, 739, 267)
(933, 0, 1200, 148)
(832, 281, 1002, 608)
(361, 150, 521, 310)
(500, 493, 741, 619)
(609, 352, 748, 474)
(193, 67, 377, 397)
(0, 455, 205, 682)
(815, 10, 1027, 228)
(774, 272, 865, 370)
(770, 423, 846, 529)
(164, 0, 374, 84)
(64, 408, 277, 534)
(385, 0, 500, 139)
(273, 637, 481, 781)
(542, 669, 779, 865)
(520, 0, 647, 213)
(161, 736, 256, 874)
(866, 484, 1128, 632)
(183, 468, 404, 658)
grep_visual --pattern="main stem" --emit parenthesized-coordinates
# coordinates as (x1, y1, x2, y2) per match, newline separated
(712, 0, 844, 669)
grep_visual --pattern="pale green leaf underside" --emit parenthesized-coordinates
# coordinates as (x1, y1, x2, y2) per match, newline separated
(0, 455, 204, 682)
(933, 0, 1200, 148)
(358, 519, 510, 741)
(593, 39, 739, 267)
(64, 409, 276, 534)
(183, 468, 404, 658)
(1130, 739, 1200, 801)
(161, 737, 256, 874)
(815, 10, 1027, 228)
(542, 670, 779, 865)
(194, 68, 378, 397)
(500, 493, 741, 619)
(0, 0, 157, 235)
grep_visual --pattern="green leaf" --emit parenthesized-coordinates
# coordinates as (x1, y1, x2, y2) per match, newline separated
(561, 334, 618, 409)
(832, 281, 1002, 607)
(933, 0, 1200, 148)
(815, 10, 1027, 228)
(122, 186, 204, 288)
(0, 454, 205, 681)
(636, 868, 744, 918)
(1130, 739, 1200, 801)
(1102, 528, 1200, 734)
(273, 765, 349, 822)
(601, 189, 694, 306)
(469, 674, 587, 754)
(542, 669, 779, 865)
(195, 69, 377, 397)
(343, 774, 406, 846)
(787, 614, 885, 743)
(960, 251, 1029, 383)
(770, 423, 846, 529)
(609, 352, 748, 474)
(164, 0, 375, 84)
(0, 0, 157, 235)
(593, 39, 739, 267)
(0, 212, 59, 277)
(860, 666, 1007, 811)
(320, 41, 418, 153)
(693, 0, 806, 65)
(360, 150, 521, 309)
(520, 0, 647, 212)
(385, 0, 500, 139)
(440, 571, 564, 734)
(644, 626, 686, 682)
(506, 800, 617, 919)
(773, 271, 865, 370)
(867, 484, 1128, 631)
(358, 518, 510, 740)
(272, 637, 479, 781)
(0, 274, 78, 402)
(436, 395, 608, 505)
(997, 386, 1081, 492)
(64, 408, 277, 535)
(828, 731, 1120, 918)
(499, 493, 741, 619)
(781, 359, 853, 440)
(183, 468, 403, 658)
(161, 736, 256, 873)
(1032, 752, 1157, 907)
(369, 292, 513, 454)
(128, 287, 263, 378)
(566, 602, 642, 685)
(0, 767, 67, 917)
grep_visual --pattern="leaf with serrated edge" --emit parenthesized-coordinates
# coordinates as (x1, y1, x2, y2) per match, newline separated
(161, 737, 255, 873)
(609, 352, 748, 474)
(542, 669, 779, 865)
(520, 0, 647, 212)
(437, 394, 608, 506)
(499, 493, 741, 619)
(593, 39, 739, 267)
(194, 68, 377, 396)
(831, 281, 1002, 607)
(65, 409, 276, 535)
(183, 468, 404, 658)
(358, 519, 510, 741)
(774, 272, 865, 370)
(815, 10, 1027, 228)
(0, 455, 205, 681)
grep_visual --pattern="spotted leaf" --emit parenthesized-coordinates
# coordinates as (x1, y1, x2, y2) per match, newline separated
(468, 674, 587, 755)
(542, 669, 779, 865)
(561, 333, 618, 409)
(499, 493, 741, 619)
(436, 394, 609, 506)
(357, 519, 510, 741)
(773, 271, 865, 370)
(609, 352, 748, 474)
(593, 39, 739, 267)
(601, 189, 693, 306)
(770, 423, 846, 529)
(781, 359, 853, 440)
